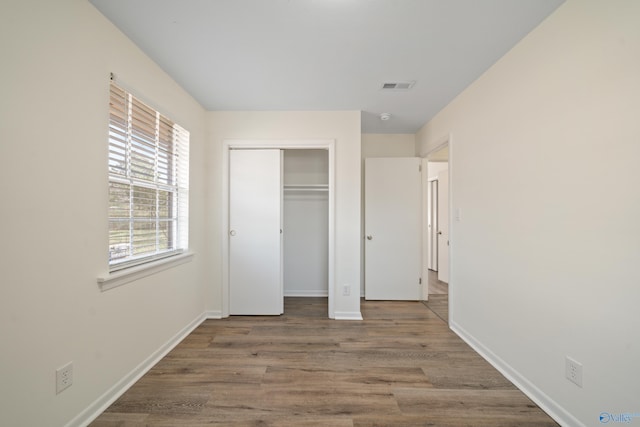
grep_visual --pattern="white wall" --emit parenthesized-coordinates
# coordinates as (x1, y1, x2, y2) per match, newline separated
(362, 133, 416, 158)
(283, 150, 329, 296)
(284, 149, 329, 186)
(0, 1, 208, 426)
(427, 162, 448, 181)
(208, 111, 362, 318)
(416, 1, 640, 425)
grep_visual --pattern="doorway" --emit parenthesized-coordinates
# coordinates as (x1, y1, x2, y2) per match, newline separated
(222, 140, 336, 319)
(423, 141, 449, 322)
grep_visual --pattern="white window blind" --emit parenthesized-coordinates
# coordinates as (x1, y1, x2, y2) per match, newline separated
(108, 82, 189, 271)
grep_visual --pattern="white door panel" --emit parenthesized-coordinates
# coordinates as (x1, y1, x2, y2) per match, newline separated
(230, 149, 282, 315)
(365, 157, 421, 300)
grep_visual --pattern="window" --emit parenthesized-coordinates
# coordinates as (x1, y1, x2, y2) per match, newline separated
(108, 82, 189, 271)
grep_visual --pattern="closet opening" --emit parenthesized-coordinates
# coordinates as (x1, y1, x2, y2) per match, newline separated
(283, 150, 329, 300)
(222, 140, 336, 319)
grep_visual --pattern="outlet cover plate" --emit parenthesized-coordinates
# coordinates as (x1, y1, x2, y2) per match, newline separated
(56, 362, 73, 394)
(565, 356, 583, 387)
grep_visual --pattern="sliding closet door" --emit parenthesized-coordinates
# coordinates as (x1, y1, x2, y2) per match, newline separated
(229, 149, 283, 315)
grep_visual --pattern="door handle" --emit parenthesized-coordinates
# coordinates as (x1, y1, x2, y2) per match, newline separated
(438, 231, 442, 235)
(230, 230, 236, 236)
(366, 235, 373, 240)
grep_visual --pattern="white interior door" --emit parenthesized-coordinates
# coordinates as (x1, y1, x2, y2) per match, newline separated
(365, 157, 422, 300)
(229, 149, 283, 315)
(437, 170, 449, 284)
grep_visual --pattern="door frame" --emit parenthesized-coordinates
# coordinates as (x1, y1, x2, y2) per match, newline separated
(222, 139, 336, 318)
(421, 135, 452, 320)
(436, 169, 449, 284)
(427, 177, 438, 272)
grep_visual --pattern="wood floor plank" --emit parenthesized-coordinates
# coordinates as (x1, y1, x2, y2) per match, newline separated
(262, 366, 433, 390)
(393, 388, 556, 425)
(88, 412, 148, 427)
(422, 364, 516, 390)
(90, 298, 558, 427)
(253, 385, 401, 416)
(423, 294, 449, 323)
(105, 383, 210, 415)
(143, 363, 267, 385)
(353, 414, 553, 427)
(428, 270, 449, 295)
(144, 413, 354, 427)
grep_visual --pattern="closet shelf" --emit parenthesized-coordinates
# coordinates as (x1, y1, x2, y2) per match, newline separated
(283, 184, 329, 192)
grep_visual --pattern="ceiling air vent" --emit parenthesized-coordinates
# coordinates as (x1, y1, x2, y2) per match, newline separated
(381, 81, 415, 91)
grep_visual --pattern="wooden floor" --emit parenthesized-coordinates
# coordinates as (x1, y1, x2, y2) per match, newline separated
(90, 298, 558, 427)
(427, 270, 448, 295)
(424, 270, 449, 323)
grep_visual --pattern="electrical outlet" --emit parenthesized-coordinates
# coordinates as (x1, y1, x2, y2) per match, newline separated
(342, 284, 351, 296)
(565, 356, 582, 387)
(56, 362, 73, 394)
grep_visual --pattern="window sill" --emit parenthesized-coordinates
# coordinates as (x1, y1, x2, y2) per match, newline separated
(97, 251, 195, 291)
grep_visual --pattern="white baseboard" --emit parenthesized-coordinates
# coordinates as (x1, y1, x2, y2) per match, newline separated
(205, 310, 223, 319)
(67, 312, 206, 427)
(334, 311, 363, 320)
(450, 320, 584, 427)
(283, 290, 328, 297)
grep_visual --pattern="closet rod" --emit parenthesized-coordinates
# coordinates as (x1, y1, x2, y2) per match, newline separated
(283, 184, 328, 192)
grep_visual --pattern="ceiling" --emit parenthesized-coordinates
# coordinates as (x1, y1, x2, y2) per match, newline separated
(89, 0, 564, 134)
